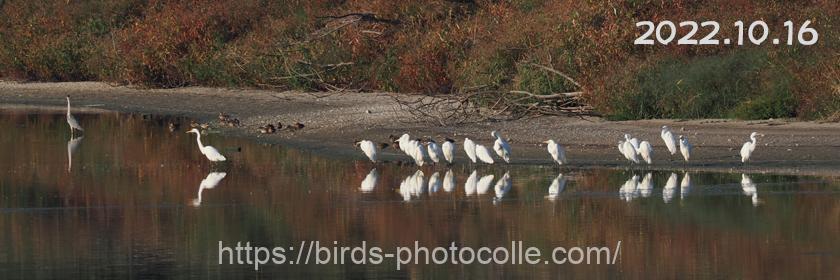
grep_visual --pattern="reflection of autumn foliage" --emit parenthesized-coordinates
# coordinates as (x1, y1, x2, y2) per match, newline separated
(1, 1, 837, 118)
(0, 112, 839, 278)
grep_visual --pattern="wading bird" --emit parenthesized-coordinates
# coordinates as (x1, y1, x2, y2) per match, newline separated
(679, 135, 692, 162)
(619, 140, 639, 164)
(65, 96, 84, 135)
(638, 141, 653, 164)
(409, 139, 428, 166)
(492, 131, 511, 163)
(463, 138, 477, 163)
(186, 128, 227, 162)
(543, 139, 567, 165)
(661, 126, 678, 155)
(475, 144, 495, 164)
(442, 138, 456, 164)
(740, 132, 760, 163)
(426, 139, 444, 164)
(624, 134, 640, 153)
(355, 140, 380, 163)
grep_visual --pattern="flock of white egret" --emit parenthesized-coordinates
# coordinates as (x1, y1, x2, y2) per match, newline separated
(354, 127, 762, 166)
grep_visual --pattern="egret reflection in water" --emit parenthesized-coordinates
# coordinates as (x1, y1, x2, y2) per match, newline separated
(192, 172, 228, 207)
(619, 175, 639, 202)
(66, 135, 83, 172)
(663, 173, 679, 203)
(741, 174, 762, 206)
(494, 171, 512, 201)
(442, 169, 455, 192)
(638, 173, 653, 198)
(428, 172, 442, 193)
(464, 170, 478, 195)
(360, 168, 378, 192)
(680, 173, 692, 200)
(399, 170, 426, 201)
(546, 173, 568, 201)
(476, 174, 495, 195)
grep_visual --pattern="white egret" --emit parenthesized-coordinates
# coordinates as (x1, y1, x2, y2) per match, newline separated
(619, 175, 639, 202)
(494, 172, 512, 200)
(476, 174, 495, 194)
(620, 140, 639, 164)
(65, 96, 84, 135)
(398, 133, 411, 153)
(67, 135, 83, 172)
(463, 138, 477, 163)
(661, 126, 678, 155)
(186, 128, 227, 162)
(624, 134, 640, 153)
(407, 139, 428, 166)
(442, 138, 456, 164)
(740, 132, 759, 163)
(360, 168, 379, 192)
(638, 141, 653, 164)
(464, 170, 478, 195)
(475, 144, 495, 164)
(680, 173, 692, 199)
(492, 131, 512, 163)
(442, 169, 456, 192)
(679, 135, 692, 162)
(638, 173, 653, 197)
(543, 139, 567, 165)
(662, 173, 678, 203)
(355, 140, 379, 163)
(426, 139, 444, 164)
(192, 172, 227, 207)
(428, 172, 442, 193)
(740, 174, 761, 206)
(546, 173, 567, 201)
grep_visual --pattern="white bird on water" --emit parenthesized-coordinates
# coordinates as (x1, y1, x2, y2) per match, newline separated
(475, 144, 495, 164)
(679, 135, 692, 162)
(410, 139, 428, 166)
(355, 140, 380, 163)
(426, 139, 444, 164)
(442, 138, 456, 164)
(463, 138, 477, 163)
(638, 140, 653, 164)
(65, 96, 84, 135)
(740, 132, 760, 163)
(661, 126, 678, 155)
(186, 128, 227, 162)
(492, 131, 512, 163)
(543, 139, 567, 165)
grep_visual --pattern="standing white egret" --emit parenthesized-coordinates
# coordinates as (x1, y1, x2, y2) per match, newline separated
(442, 138, 456, 164)
(661, 126, 678, 155)
(475, 144, 495, 164)
(543, 139, 567, 165)
(740, 174, 761, 206)
(494, 172, 512, 200)
(442, 169, 456, 192)
(680, 173, 692, 199)
(360, 168, 379, 192)
(476, 174, 495, 194)
(491, 131, 512, 163)
(662, 173, 678, 203)
(620, 140, 639, 164)
(624, 134, 640, 153)
(426, 139, 444, 164)
(410, 140, 428, 166)
(192, 172, 227, 206)
(678, 135, 692, 162)
(186, 128, 227, 162)
(463, 138, 477, 163)
(546, 173, 568, 201)
(464, 170, 478, 195)
(355, 140, 379, 163)
(638, 141, 653, 164)
(398, 133, 411, 154)
(740, 132, 759, 163)
(65, 96, 84, 135)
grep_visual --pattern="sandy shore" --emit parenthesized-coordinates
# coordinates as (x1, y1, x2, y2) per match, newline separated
(2, 81, 839, 176)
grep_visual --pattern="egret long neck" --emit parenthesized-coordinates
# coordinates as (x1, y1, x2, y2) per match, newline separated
(194, 133, 205, 149)
(66, 98, 71, 115)
(751, 135, 757, 144)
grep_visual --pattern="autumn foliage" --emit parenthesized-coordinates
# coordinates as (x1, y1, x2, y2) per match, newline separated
(0, 0, 837, 119)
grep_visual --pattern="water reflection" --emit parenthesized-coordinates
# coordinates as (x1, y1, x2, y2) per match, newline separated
(66, 135, 83, 172)
(680, 173, 692, 200)
(546, 173, 567, 201)
(476, 174, 495, 195)
(360, 168, 378, 192)
(192, 172, 228, 206)
(741, 174, 762, 206)
(428, 172, 442, 193)
(1, 111, 839, 279)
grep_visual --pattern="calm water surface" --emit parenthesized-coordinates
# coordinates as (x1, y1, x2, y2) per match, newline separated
(0, 111, 838, 279)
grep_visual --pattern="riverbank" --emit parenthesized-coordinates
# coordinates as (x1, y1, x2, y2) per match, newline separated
(2, 81, 839, 176)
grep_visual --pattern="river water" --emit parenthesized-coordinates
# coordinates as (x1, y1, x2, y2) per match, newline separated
(0, 110, 837, 279)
